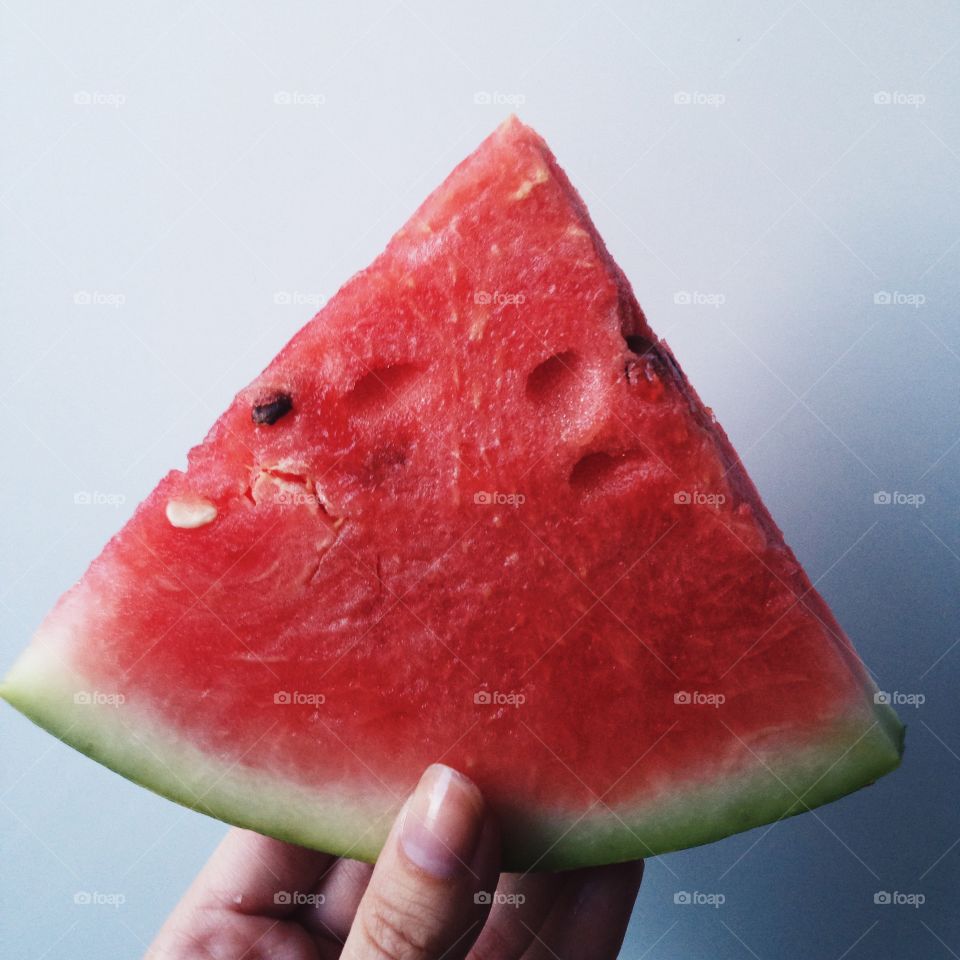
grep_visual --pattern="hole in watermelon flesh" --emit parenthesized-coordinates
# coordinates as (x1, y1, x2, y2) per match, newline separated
(621, 329, 687, 391)
(525, 350, 580, 406)
(570, 449, 646, 495)
(347, 363, 422, 411)
(264, 467, 313, 488)
(248, 466, 339, 523)
(617, 289, 685, 383)
(624, 334, 656, 358)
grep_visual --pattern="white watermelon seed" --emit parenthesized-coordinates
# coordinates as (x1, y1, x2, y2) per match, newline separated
(166, 498, 217, 529)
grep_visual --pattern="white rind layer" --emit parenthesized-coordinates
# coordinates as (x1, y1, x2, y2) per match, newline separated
(2, 639, 398, 861)
(1, 620, 904, 871)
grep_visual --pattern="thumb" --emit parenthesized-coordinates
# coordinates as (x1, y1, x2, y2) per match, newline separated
(342, 764, 500, 960)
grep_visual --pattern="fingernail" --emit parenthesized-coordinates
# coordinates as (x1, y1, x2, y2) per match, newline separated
(399, 764, 484, 879)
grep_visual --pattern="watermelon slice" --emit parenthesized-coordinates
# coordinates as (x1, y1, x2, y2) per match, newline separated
(1, 117, 902, 871)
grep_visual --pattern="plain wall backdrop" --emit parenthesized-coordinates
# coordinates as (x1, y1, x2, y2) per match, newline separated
(2, 1, 958, 957)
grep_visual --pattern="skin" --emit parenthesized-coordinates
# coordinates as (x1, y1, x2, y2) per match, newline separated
(146, 764, 643, 960)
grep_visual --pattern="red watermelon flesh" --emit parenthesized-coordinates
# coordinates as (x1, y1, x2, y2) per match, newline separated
(1, 117, 902, 870)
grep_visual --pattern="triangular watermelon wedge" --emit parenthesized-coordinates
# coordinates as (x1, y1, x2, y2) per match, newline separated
(1, 117, 902, 871)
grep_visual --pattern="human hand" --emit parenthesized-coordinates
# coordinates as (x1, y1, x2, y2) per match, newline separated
(146, 763, 643, 959)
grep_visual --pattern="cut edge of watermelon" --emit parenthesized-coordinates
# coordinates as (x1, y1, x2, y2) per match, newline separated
(2, 626, 904, 871)
(1, 638, 400, 863)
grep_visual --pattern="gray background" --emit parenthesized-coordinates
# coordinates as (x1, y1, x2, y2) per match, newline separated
(1, 1, 958, 957)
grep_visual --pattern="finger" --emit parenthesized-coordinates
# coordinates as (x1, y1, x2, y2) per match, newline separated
(466, 873, 566, 959)
(296, 857, 374, 945)
(183, 828, 335, 917)
(146, 828, 334, 959)
(341, 764, 500, 960)
(521, 860, 644, 960)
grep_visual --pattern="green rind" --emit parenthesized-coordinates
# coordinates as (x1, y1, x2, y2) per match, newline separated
(0, 642, 903, 871)
(506, 709, 904, 869)
(1, 644, 396, 863)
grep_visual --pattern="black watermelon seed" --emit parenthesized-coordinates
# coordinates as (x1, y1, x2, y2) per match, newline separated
(252, 392, 293, 425)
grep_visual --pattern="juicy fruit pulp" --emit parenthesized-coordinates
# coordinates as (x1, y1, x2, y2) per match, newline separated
(1, 117, 903, 870)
